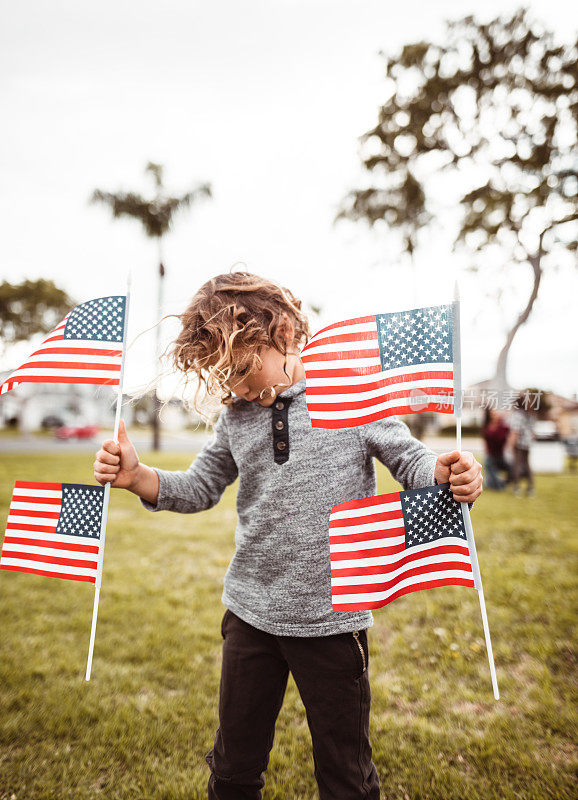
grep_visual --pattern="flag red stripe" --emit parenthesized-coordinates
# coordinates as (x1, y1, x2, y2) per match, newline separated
(310, 402, 454, 427)
(330, 544, 471, 576)
(14, 481, 61, 489)
(303, 365, 383, 379)
(302, 315, 375, 344)
(3, 550, 98, 569)
(0, 564, 95, 583)
(331, 561, 473, 594)
(331, 577, 476, 610)
(11, 495, 61, 505)
(305, 371, 455, 395)
(3, 376, 120, 386)
(330, 543, 405, 560)
(304, 331, 378, 349)
(329, 526, 405, 544)
(18, 360, 121, 371)
(332, 492, 400, 512)
(301, 348, 380, 363)
(309, 386, 454, 412)
(3, 535, 100, 553)
(28, 346, 122, 356)
(8, 508, 60, 519)
(329, 509, 403, 528)
(6, 522, 57, 533)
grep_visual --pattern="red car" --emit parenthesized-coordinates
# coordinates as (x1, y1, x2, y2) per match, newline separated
(55, 424, 100, 440)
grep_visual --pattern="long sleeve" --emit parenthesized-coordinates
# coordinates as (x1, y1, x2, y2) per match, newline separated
(357, 415, 438, 490)
(140, 410, 238, 513)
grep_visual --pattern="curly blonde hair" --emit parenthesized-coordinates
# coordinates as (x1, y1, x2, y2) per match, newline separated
(163, 270, 310, 417)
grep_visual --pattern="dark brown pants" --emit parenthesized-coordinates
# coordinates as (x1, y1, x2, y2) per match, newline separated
(205, 609, 380, 799)
(512, 446, 534, 490)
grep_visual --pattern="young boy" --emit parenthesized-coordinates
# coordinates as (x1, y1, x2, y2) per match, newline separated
(94, 272, 483, 799)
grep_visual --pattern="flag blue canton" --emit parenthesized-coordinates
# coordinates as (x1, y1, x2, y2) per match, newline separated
(55, 484, 105, 539)
(63, 296, 126, 342)
(375, 304, 453, 371)
(400, 483, 466, 549)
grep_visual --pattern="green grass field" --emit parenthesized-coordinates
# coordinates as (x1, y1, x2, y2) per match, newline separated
(0, 451, 576, 800)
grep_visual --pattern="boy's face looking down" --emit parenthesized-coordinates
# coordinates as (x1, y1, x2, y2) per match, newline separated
(229, 344, 305, 406)
(226, 315, 305, 407)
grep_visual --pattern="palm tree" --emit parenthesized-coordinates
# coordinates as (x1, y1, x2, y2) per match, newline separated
(91, 162, 212, 450)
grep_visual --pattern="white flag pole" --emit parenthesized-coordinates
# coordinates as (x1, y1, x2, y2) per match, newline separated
(453, 280, 499, 700)
(85, 271, 132, 682)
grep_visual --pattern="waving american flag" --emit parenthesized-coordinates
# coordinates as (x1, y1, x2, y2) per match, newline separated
(329, 482, 475, 611)
(0, 295, 126, 394)
(0, 481, 104, 583)
(300, 303, 456, 428)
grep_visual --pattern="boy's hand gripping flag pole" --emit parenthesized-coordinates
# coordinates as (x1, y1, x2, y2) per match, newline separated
(453, 280, 499, 700)
(85, 271, 131, 682)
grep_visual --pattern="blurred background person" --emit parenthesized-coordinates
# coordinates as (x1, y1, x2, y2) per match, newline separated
(507, 393, 537, 497)
(482, 408, 512, 491)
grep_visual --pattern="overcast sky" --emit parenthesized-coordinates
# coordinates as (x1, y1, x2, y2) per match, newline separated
(1, 0, 577, 400)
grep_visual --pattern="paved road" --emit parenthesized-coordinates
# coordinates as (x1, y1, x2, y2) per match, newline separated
(0, 430, 484, 457)
(424, 435, 484, 456)
(0, 429, 210, 453)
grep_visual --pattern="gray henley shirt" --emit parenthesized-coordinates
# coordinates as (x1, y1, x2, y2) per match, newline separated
(140, 377, 441, 636)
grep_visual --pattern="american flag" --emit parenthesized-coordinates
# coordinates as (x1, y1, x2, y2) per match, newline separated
(0, 295, 126, 394)
(329, 482, 475, 611)
(300, 303, 455, 428)
(0, 481, 104, 584)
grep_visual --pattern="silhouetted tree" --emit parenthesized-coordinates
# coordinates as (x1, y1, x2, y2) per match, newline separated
(339, 8, 578, 389)
(0, 279, 74, 356)
(91, 162, 212, 449)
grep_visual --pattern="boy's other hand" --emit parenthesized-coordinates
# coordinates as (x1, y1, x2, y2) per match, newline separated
(94, 419, 140, 489)
(434, 450, 483, 504)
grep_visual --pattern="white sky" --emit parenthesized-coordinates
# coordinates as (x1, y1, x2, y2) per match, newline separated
(1, 0, 577, 399)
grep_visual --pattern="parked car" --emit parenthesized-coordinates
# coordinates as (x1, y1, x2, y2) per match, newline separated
(532, 420, 559, 441)
(41, 414, 66, 429)
(42, 410, 82, 430)
(55, 424, 100, 440)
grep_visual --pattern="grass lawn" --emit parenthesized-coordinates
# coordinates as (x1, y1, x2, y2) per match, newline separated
(0, 451, 576, 800)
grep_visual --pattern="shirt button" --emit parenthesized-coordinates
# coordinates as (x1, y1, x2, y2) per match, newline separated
(276, 441, 287, 450)
(275, 420, 284, 430)
(275, 401, 284, 410)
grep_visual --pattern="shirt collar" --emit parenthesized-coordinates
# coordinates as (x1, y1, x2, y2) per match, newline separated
(276, 377, 306, 399)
